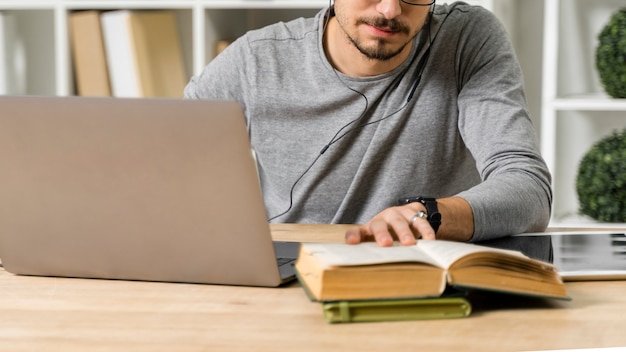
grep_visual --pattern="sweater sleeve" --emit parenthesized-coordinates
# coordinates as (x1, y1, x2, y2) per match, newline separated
(452, 7, 552, 241)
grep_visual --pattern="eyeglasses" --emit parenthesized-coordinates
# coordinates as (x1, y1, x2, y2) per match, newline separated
(400, 0, 435, 6)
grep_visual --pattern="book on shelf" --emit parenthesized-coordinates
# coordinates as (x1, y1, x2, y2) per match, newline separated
(0, 11, 7, 94)
(68, 11, 111, 97)
(214, 39, 232, 57)
(100, 10, 188, 98)
(1, 11, 26, 95)
(295, 240, 570, 302)
(322, 296, 472, 324)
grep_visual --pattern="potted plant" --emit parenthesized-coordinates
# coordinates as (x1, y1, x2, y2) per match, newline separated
(596, 9, 626, 98)
(576, 129, 626, 222)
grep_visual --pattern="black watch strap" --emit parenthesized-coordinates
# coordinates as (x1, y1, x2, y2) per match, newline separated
(398, 196, 441, 234)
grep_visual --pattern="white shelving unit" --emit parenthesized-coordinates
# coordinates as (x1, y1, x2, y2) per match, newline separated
(0, 0, 498, 96)
(0, 0, 328, 96)
(542, 0, 626, 225)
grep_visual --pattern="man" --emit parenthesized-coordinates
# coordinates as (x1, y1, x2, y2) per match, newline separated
(184, 1, 553, 260)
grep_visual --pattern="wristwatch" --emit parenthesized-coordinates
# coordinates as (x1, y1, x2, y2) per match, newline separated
(398, 196, 442, 234)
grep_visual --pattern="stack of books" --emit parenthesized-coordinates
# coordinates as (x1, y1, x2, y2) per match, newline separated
(295, 240, 570, 323)
(68, 10, 187, 98)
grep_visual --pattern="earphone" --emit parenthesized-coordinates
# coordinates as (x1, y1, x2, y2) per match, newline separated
(267, 1, 443, 222)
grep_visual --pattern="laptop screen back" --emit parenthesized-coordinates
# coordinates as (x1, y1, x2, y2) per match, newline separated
(0, 96, 286, 287)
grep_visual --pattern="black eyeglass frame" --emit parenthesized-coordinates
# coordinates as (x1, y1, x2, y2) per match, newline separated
(400, 0, 435, 6)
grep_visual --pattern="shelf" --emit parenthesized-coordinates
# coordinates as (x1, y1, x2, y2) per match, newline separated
(198, 1, 328, 9)
(552, 94, 626, 111)
(0, 1, 325, 96)
(541, 0, 626, 226)
(549, 214, 626, 230)
(0, 0, 328, 10)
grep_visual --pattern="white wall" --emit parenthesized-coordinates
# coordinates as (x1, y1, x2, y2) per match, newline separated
(493, 0, 544, 138)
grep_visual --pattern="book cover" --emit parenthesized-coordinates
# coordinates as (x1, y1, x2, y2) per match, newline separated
(100, 10, 141, 97)
(214, 39, 232, 57)
(0, 11, 7, 94)
(130, 10, 187, 98)
(68, 11, 111, 96)
(0, 11, 26, 95)
(322, 296, 472, 323)
(100, 10, 187, 98)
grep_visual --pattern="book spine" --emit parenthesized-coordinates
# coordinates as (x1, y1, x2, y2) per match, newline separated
(69, 11, 111, 96)
(129, 11, 187, 98)
(100, 10, 142, 97)
(1, 11, 27, 95)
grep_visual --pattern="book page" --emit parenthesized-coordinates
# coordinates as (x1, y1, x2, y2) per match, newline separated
(416, 240, 528, 269)
(301, 242, 441, 268)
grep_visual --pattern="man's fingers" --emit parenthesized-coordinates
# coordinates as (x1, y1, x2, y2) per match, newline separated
(345, 226, 364, 244)
(368, 220, 395, 247)
(343, 205, 436, 246)
(389, 218, 417, 245)
(411, 218, 436, 240)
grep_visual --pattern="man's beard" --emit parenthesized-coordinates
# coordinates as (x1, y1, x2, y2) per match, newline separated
(349, 36, 411, 61)
(348, 17, 414, 61)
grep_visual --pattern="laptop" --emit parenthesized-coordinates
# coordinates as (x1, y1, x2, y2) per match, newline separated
(0, 95, 299, 287)
(517, 229, 626, 281)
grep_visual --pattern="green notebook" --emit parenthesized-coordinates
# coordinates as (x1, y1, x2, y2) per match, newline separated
(322, 296, 471, 323)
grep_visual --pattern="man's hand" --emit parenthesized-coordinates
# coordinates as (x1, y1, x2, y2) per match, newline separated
(344, 197, 474, 246)
(345, 204, 436, 246)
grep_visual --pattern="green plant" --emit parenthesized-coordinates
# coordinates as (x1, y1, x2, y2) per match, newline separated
(596, 9, 626, 98)
(576, 128, 626, 222)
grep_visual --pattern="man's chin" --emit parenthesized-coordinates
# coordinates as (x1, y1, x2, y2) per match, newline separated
(356, 44, 405, 61)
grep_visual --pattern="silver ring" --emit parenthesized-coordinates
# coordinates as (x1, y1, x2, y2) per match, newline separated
(410, 210, 428, 226)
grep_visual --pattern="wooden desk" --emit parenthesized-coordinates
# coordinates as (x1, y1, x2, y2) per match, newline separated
(1, 224, 625, 351)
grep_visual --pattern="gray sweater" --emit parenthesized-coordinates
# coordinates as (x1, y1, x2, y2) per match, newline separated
(185, 3, 553, 260)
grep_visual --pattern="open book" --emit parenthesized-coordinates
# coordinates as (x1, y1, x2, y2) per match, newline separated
(295, 240, 569, 301)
